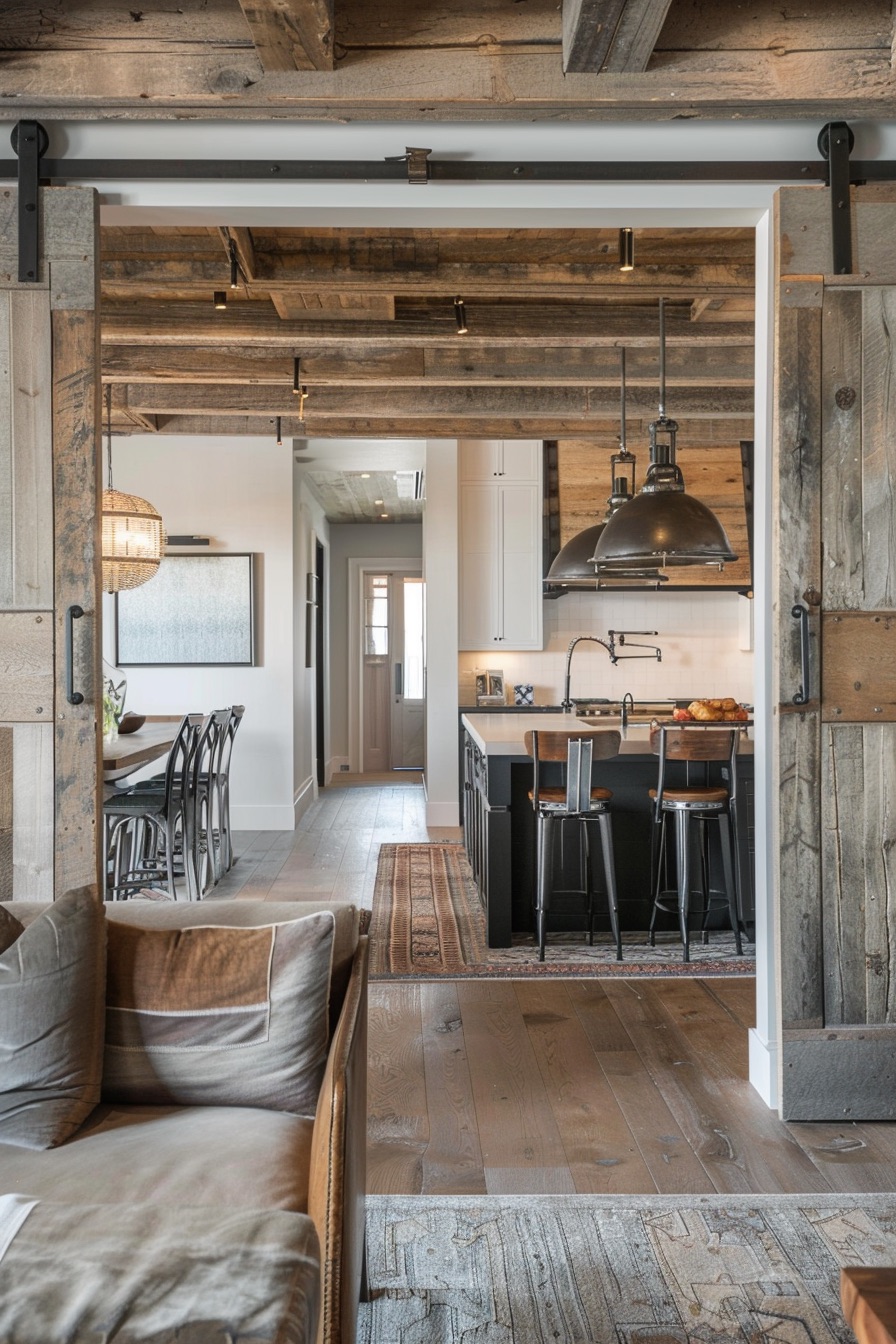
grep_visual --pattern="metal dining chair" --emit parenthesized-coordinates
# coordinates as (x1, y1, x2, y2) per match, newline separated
(212, 704, 244, 880)
(524, 728, 623, 962)
(103, 714, 204, 900)
(648, 722, 744, 962)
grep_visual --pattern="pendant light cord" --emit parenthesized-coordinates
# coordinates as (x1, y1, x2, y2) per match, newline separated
(619, 347, 627, 452)
(658, 296, 666, 420)
(105, 383, 113, 490)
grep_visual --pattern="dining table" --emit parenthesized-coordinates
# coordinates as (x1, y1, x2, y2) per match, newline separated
(102, 718, 182, 783)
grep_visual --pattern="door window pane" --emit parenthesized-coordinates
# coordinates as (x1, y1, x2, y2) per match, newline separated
(364, 573, 389, 658)
(403, 578, 425, 698)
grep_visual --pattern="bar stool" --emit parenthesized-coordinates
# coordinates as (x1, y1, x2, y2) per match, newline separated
(524, 728, 622, 962)
(648, 723, 744, 962)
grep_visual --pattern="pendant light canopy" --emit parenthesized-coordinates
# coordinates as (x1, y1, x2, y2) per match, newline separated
(546, 349, 637, 588)
(592, 298, 737, 572)
(101, 387, 165, 594)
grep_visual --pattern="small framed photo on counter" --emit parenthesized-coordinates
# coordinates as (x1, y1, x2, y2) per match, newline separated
(487, 670, 505, 701)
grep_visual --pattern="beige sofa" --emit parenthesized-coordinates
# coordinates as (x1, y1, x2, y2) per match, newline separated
(0, 893, 368, 1344)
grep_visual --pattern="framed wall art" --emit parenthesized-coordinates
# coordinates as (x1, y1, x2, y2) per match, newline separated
(116, 553, 256, 667)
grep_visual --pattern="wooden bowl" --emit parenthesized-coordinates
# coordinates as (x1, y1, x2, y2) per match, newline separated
(117, 713, 145, 734)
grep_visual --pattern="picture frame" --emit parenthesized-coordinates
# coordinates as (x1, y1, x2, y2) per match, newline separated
(116, 553, 255, 667)
(487, 670, 505, 701)
(474, 671, 489, 701)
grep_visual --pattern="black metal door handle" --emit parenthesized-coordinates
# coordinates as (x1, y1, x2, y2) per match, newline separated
(394, 662, 403, 696)
(66, 604, 85, 705)
(792, 603, 810, 705)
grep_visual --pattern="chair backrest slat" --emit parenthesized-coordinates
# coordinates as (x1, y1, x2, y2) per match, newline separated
(525, 728, 621, 812)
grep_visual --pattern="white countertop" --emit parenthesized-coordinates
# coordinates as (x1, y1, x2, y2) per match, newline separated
(461, 712, 753, 757)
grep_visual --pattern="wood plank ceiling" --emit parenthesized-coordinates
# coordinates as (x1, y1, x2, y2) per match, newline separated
(1, 1, 893, 119)
(99, 223, 755, 522)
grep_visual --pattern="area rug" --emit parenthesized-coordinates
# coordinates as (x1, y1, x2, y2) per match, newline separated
(368, 843, 755, 979)
(359, 1193, 896, 1344)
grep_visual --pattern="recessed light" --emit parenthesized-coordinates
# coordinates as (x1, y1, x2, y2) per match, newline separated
(374, 499, 384, 505)
(360, 473, 370, 478)
(380, 513, 389, 519)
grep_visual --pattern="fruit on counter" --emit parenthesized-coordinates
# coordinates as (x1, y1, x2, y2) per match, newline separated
(673, 698, 749, 722)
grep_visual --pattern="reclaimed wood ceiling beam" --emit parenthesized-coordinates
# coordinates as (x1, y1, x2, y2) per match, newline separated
(101, 302, 754, 348)
(563, 0, 674, 75)
(236, 0, 334, 71)
(101, 343, 754, 387)
(121, 382, 753, 418)
(136, 413, 754, 440)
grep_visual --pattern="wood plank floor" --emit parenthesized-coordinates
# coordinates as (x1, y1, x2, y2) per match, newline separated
(211, 779, 896, 1199)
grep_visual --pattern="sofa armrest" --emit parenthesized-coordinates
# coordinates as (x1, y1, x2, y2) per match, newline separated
(308, 933, 368, 1344)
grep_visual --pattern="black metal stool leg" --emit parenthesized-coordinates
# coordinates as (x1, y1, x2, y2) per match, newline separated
(674, 807, 691, 962)
(596, 811, 622, 961)
(580, 818, 594, 945)
(648, 814, 665, 947)
(717, 811, 743, 954)
(535, 811, 554, 961)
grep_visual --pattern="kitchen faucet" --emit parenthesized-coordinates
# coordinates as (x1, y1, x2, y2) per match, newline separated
(621, 692, 635, 728)
(560, 631, 662, 710)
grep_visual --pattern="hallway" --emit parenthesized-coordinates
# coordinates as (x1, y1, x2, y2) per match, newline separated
(216, 781, 896, 1200)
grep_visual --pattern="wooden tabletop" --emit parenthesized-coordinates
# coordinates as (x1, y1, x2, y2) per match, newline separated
(842, 1268, 896, 1344)
(102, 719, 181, 780)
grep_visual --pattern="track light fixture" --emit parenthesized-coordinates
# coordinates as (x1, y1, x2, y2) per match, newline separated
(293, 356, 308, 416)
(619, 227, 634, 272)
(454, 296, 468, 334)
(275, 416, 283, 447)
(229, 238, 239, 289)
(213, 290, 227, 310)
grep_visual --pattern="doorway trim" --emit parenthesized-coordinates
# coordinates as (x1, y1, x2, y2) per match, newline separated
(347, 557, 424, 775)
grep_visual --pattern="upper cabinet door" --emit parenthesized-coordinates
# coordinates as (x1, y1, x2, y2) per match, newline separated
(459, 439, 540, 483)
(0, 187, 101, 901)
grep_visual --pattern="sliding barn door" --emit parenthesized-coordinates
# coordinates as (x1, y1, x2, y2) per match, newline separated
(775, 185, 896, 1118)
(0, 187, 101, 900)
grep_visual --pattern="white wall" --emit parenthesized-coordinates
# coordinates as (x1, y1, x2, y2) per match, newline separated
(326, 521, 423, 769)
(104, 434, 296, 830)
(460, 590, 753, 708)
(423, 441, 460, 827)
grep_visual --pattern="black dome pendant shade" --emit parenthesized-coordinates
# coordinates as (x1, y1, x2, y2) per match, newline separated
(591, 299, 737, 572)
(546, 349, 640, 587)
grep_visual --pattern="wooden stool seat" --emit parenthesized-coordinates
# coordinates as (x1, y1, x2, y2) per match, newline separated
(529, 785, 613, 806)
(648, 785, 728, 805)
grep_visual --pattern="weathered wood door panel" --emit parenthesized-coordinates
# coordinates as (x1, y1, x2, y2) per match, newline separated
(0, 187, 101, 900)
(776, 186, 896, 1118)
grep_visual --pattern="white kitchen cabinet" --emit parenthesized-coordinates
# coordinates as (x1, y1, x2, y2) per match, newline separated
(458, 441, 543, 651)
(458, 438, 540, 484)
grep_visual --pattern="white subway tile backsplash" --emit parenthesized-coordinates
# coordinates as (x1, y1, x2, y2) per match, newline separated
(458, 591, 754, 706)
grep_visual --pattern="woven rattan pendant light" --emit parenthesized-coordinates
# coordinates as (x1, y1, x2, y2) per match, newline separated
(101, 386, 165, 593)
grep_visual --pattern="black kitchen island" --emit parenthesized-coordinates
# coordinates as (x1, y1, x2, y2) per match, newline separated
(461, 711, 755, 948)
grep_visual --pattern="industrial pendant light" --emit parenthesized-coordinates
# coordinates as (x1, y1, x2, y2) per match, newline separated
(101, 386, 165, 593)
(545, 349, 637, 588)
(592, 298, 737, 571)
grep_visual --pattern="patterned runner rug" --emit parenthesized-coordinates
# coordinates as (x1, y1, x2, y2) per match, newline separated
(359, 1193, 896, 1344)
(368, 843, 755, 979)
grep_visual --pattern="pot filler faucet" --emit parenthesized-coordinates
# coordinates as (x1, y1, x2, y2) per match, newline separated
(561, 631, 663, 711)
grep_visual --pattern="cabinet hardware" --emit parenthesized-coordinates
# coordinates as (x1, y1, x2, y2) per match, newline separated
(792, 603, 811, 705)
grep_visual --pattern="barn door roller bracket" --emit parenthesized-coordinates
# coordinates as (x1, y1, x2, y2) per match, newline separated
(818, 121, 856, 276)
(792, 603, 811, 706)
(11, 120, 48, 284)
(384, 146, 431, 185)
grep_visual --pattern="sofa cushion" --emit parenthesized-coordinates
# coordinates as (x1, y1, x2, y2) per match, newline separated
(0, 1195, 319, 1344)
(0, 1104, 314, 1212)
(0, 887, 106, 1150)
(103, 909, 335, 1116)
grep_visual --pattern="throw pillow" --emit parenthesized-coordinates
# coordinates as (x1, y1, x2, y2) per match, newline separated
(103, 909, 335, 1117)
(0, 907, 23, 955)
(0, 887, 106, 1150)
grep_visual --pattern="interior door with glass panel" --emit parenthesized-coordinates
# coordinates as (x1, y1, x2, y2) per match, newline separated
(392, 574, 425, 770)
(361, 570, 424, 773)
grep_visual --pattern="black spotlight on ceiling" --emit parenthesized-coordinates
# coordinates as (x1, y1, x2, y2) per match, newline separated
(229, 238, 239, 289)
(275, 416, 283, 447)
(591, 298, 737, 573)
(213, 290, 227, 310)
(619, 227, 634, 272)
(293, 356, 308, 416)
(545, 348, 638, 588)
(454, 296, 468, 334)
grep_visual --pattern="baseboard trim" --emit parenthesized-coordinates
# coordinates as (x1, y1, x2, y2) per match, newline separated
(748, 1026, 779, 1112)
(425, 799, 460, 827)
(327, 756, 349, 785)
(230, 803, 298, 831)
(293, 776, 316, 825)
